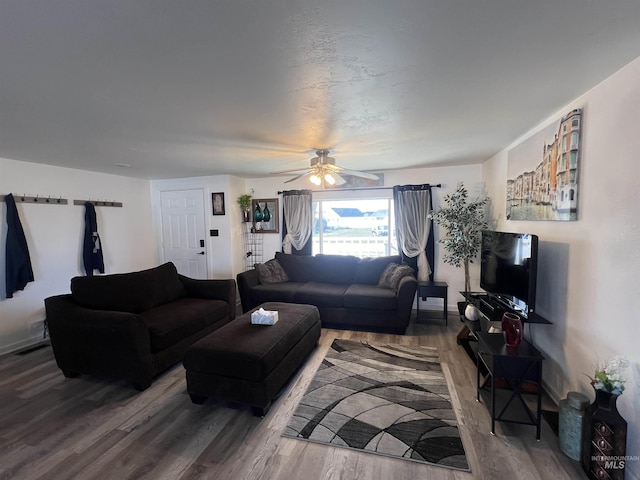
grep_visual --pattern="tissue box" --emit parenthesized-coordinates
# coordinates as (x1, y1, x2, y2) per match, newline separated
(251, 309, 279, 325)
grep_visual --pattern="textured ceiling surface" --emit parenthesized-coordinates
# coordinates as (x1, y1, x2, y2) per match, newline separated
(2, 1, 640, 179)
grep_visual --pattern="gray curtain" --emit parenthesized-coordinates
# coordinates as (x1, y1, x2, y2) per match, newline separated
(393, 184, 435, 281)
(281, 190, 313, 255)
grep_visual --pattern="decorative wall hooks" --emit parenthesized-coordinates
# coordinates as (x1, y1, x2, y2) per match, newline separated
(0, 194, 68, 205)
(73, 200, 123, 207)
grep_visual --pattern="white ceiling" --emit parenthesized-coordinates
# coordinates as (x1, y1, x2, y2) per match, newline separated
(2, 1, 640, 180)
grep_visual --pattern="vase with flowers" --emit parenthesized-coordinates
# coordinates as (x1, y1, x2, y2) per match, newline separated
(237, 189, 254, 223)
(581, 356, 629, 480)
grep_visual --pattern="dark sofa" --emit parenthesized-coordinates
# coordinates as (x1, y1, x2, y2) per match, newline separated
(237, 253, 417, 334)
(45, 262, 236, 390)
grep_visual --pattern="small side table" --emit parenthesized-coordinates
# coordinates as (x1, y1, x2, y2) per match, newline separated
(416, 281, 448, 325)
(476, 332, 544, 439)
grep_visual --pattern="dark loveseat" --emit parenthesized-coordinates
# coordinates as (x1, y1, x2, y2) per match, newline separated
(237, 253, 417, 334)
(45, 262, 236, 390)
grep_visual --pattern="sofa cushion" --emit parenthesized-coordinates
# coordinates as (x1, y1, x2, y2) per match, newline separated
(293, 282, 349, 308)
(388, 265, 415, 290)
(140, 298, 230, 352)
(255, 259, 289, 284)
(378, 263, 400, 288)
(274, 252, 315, 282)
(377, 263, 415, 290)
(71, 262, 186, 314)
(343, 284, 398, 310)
(353, 255, 402, 284)
(250, 282, 306, 305)
(311, 254, 358, 284)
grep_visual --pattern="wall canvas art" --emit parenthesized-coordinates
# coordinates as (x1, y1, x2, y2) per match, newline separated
(507, 108, 582, 221)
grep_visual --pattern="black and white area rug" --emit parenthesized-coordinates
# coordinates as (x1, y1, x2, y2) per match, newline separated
(283, 339, 469, 471)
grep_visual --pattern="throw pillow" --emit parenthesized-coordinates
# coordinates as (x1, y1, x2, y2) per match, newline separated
(255, 259, 289, 285)
(377, 263, 400, 288)
(388, 264, 415, 290)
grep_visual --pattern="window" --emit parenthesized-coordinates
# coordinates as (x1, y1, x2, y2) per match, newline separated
(312, 198, 395, 257)
(571, 132, 579, 150)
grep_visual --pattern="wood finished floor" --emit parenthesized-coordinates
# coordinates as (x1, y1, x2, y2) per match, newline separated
(0, 312, 588, 480)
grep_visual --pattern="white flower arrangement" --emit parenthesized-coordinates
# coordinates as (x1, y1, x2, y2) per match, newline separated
(591, 356, 629, 395)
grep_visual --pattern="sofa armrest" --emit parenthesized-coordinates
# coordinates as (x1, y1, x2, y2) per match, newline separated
(396, 276, 418, 323)
(236, 269, 260, 313)
(178, 276, 237, 320)
(44, 294, 154, 386)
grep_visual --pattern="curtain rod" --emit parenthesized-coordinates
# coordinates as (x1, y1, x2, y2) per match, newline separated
(278, 184, 441, 194)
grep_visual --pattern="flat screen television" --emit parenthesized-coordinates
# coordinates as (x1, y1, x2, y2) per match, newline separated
(480, 230, 538, 318)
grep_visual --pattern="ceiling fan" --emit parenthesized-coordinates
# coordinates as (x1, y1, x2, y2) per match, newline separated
(271, 150, 380, 186)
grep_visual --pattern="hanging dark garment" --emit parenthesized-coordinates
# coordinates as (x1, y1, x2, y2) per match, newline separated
(5, 193, 35, 298)
(83, 202, 104, 276)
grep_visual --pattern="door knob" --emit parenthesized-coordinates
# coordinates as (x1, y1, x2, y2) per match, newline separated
(197, 252, 205, 255)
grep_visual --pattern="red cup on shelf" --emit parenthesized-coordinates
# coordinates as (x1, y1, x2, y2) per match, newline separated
(501, 312, 523, 347)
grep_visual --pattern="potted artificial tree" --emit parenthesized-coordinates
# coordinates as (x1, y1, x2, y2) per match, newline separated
(237, 189, 253, 223)
(429, 182, 488, 318)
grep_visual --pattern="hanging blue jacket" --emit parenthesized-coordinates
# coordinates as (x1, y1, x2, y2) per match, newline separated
(5, 193, 35, 298)
(83, 202, 104, 276)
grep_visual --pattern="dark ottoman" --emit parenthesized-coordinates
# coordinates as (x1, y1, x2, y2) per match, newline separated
(183, 302, 320, 416)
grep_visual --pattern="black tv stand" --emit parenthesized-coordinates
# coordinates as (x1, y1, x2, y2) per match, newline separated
(457, 291, 551, 367)
(479, 296, 495, 311)
(463, 292, 551, 325)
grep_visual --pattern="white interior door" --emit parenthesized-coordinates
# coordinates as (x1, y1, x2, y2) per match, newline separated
(160, 189, 208, 279)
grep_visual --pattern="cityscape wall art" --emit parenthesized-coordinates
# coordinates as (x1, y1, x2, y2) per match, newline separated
(507, 108, 582, 221)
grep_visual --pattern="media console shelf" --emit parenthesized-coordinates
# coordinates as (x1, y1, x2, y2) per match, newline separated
(463, 292, 551, 325)
(476, 332, 544, 439)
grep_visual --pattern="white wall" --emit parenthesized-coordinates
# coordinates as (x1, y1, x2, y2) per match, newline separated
(0, 157, 156, 355)
(483, 56, 640, 479)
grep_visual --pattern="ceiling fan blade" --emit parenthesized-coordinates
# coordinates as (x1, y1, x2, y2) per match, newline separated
(335, 168, 380, 180)
(284, 171, 312, 183)
(270, 167, 312, 174)
(331, 173, 347, 185)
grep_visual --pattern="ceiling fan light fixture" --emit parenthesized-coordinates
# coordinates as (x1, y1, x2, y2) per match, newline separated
(324, 172, 336, 185)
(309, 173, 322, 185)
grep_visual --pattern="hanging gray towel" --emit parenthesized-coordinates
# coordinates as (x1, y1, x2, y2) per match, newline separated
(5, 193, 35, 298)
(83, 202, 104, 276)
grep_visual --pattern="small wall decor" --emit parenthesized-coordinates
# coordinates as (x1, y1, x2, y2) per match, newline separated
(253, 198, 279, 233)
(212, 192, 225, 215)
(507, 108, 582, 221)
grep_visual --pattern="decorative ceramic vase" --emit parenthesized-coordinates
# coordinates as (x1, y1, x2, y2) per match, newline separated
(254, 203, 263, 222)
(243, 209, 251, 223)
(559, 391, 590, 461)
(262, 203, 271, 222)
(464, 304, 480, 321)
(581, 389, 627, 480)
(501, 312, 522, 347)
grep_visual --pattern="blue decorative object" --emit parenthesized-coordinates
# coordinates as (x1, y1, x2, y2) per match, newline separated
(559, 391, 589, 461)
(262, 203, 271, 222)
(254, 203, 263, 222)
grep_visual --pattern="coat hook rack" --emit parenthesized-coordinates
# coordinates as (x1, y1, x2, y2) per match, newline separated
(73, 199, 123, 207)
(0, 194, 68, 205)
